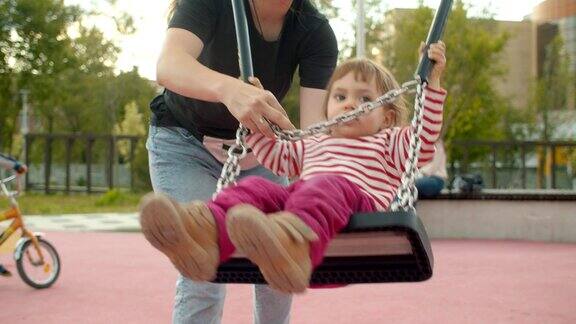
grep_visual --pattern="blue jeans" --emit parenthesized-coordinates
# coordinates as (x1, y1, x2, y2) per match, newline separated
(146, 126, 292, 324)
(415, 175, 445, 198)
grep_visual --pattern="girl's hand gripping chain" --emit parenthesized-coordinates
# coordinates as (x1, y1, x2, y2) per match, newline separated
(419, 41, 446, 88)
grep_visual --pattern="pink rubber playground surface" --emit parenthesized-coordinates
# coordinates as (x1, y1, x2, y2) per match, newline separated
(1, 232, 575, 324)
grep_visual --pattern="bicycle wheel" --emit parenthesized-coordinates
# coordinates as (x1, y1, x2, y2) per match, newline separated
(16, 238, 61, 289)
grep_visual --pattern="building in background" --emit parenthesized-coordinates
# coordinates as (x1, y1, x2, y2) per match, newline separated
(532, 0, 576, 145)
(495, 0, 575, 111)
(494, 21, 535, 110)
(532, 0, 576, 74)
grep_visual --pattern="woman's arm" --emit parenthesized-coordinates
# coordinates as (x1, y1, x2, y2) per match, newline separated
(299, 87, 327, 128)
(156, 28, 294, 137)
(297, 20, 338, 128)
(156, 28, 225, 102)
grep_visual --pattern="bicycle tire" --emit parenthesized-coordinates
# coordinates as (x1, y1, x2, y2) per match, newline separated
(16, 238, 61, 289)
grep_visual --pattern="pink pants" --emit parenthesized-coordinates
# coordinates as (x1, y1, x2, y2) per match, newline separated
(207, 175, 376, 267)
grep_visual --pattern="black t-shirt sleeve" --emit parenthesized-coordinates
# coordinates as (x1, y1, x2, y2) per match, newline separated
(298, 20, 338, 89)
(168, 0, 221, 45)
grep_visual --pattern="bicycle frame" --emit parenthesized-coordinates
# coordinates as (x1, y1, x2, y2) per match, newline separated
(0, 174, 45, 265)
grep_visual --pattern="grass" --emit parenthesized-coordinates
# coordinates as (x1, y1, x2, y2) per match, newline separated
(0, 190, 145, 215)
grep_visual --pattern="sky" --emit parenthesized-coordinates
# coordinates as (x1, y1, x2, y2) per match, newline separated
(65, 0, 545, 80)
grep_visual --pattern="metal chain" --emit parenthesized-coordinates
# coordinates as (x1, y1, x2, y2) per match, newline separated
(269, 80, 419, 141)
(215, 79, 427, 212)
(390, 82, 427, 212)
(214, 125, 250, 197)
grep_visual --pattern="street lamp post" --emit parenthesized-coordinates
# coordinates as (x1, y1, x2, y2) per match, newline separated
(20, 89, 29, 137)
(20, 89, 29, 190)
(356, 0, 366, 58)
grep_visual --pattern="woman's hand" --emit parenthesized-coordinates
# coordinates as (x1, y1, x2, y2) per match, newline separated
(419, 41, 446, 89)
(219, 77, 295, 138)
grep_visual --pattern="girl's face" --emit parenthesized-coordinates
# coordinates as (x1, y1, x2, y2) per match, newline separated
(326, 72, 396, 138)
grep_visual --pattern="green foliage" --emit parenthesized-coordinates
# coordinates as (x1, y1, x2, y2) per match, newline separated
(0, 0, 156, 155)
(0, 192, 141, 215)
(114, 100, 151, 191)
(313, 0, 339, 19)
(114, 101, 146, 157)
(375, 2, 510, 140)
(95, 189, 127, 206)
(0, 0, 156, 193)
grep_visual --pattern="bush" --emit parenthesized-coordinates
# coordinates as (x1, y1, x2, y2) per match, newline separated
(96, 189, 128, 206)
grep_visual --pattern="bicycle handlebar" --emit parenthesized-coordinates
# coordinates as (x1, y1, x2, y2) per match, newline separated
(0, 154, 25, 196)
(0, 153, 27, 174)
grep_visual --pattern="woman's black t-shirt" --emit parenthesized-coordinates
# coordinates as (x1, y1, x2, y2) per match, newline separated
(151, 0, 338, 140)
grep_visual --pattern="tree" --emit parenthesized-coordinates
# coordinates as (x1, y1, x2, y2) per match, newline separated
(0, 0, 80, 151)
(0, 0, 156, 150)
(528, 35, 574, 188)
(531, 35, 574, 141)
(368, 1, 511, 144)
(114, 100, 150, 191)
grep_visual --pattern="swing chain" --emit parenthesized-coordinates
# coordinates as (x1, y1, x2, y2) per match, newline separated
(268, 80, 419, 141)
(214, 125, 250, 196)
(390, 82, 426, 212)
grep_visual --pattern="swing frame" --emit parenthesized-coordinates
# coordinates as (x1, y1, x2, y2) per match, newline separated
(213, 0, 452, 285)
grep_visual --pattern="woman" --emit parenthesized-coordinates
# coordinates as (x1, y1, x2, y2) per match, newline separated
(147, 0, 338, 322)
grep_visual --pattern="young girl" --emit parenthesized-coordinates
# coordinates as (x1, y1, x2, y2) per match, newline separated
(139, 42, 447, 294)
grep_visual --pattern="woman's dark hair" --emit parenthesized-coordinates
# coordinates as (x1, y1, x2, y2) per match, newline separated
(168, 0, 178, 22)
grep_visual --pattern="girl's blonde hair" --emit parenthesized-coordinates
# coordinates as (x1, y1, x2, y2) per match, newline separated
(324, 58, 408, 127)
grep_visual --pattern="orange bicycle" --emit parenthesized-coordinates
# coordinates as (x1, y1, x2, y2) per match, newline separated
(0, 154, 61, 288)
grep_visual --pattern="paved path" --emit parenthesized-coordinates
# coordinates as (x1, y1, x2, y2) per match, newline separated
(1, 232, 575, 324)
(23, 213, 140, 232)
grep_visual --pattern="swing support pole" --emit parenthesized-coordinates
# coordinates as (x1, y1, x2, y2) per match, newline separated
(231, 0, 254, 82)
(414, 0, 453, 83)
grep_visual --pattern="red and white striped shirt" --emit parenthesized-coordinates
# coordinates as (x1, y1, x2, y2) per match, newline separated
(246, 86, 447, 210)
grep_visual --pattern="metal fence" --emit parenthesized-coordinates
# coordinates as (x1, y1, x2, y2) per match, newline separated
(24, 133, 143, 193)
(449, 140, 576, 190)
(23, 134, 576, 193)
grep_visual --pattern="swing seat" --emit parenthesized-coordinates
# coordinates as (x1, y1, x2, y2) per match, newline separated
(213, 210, 434, 285)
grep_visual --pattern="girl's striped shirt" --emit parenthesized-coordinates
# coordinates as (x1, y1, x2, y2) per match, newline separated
(246, 86, 447, 210)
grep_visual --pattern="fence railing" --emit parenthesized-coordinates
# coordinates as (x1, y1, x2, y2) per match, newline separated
(22, 134, 576, 193)
(449, 140, 576, 190)
(24, 133, 143, 193)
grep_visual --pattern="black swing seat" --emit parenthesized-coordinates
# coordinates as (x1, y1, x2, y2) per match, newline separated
(213, 210, 434, 285)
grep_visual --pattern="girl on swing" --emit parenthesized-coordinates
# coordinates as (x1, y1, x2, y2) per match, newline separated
(140, 42, 447, 294)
